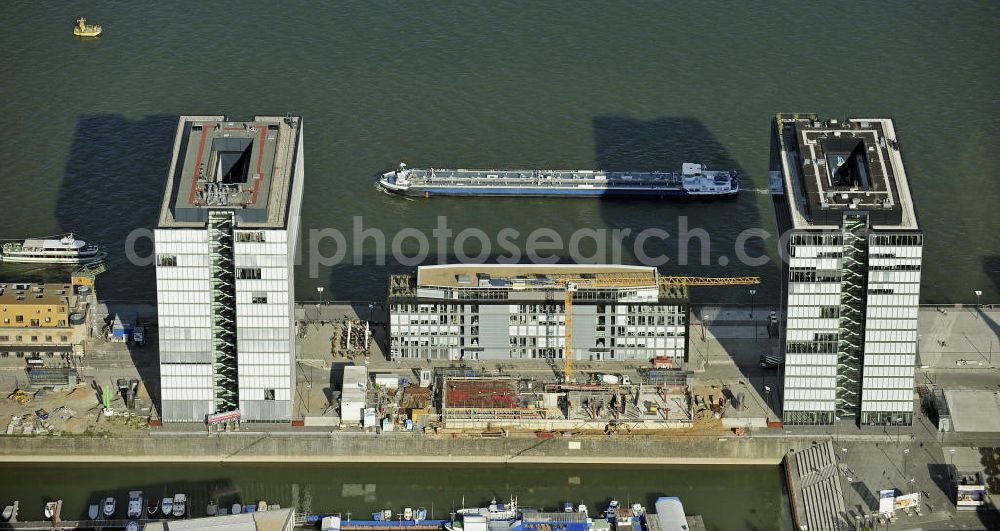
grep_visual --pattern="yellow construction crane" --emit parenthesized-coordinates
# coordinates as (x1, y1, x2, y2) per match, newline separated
(556, 274, 761, 383)
(563, 283, 577, 383)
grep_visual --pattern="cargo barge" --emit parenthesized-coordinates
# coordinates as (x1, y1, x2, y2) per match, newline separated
(378, 163, 738, 198)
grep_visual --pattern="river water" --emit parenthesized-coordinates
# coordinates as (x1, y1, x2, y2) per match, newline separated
(0, 2, 997, 305)
(0, 3, 995, 528)
(0, 463, 789, 530)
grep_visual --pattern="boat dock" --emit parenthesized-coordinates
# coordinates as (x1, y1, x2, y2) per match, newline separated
(645, 514, 706, 531)
(783, 441, 849, 531)
(0, 519, 165, 530)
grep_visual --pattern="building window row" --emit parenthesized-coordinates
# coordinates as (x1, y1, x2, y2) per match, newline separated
(237, 268, 262, 280)
(236, 231, 266, 242)
(790, 233, 843, 247)
(869, 233, 922, 246)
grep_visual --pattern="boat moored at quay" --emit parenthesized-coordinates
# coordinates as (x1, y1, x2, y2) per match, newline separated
(0, 233, 101, 264)
(378, 162, 738, 198)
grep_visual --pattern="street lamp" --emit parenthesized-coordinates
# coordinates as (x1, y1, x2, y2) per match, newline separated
(949, 447, 957, 478)
(316, 286, 325, 324)
(750, 289, 757, 341)
(974, 290, 982, 318)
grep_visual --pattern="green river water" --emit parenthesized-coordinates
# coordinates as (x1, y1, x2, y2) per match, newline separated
(0, 3, 997, 529)
(0, 463, 789, 530)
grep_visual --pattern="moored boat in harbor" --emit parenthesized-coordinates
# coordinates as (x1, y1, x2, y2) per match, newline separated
(456, 497, 519, 521)
(102, 496, 116, 519)
(147, 498, 159, 517)
(44, 500, 61, 520)
(161, 497, 173, 517)
(378, 162, 738, 198)
(0, 234, 101, 264)
(173, 494, 186, 518)
(127, 491, 143, 519)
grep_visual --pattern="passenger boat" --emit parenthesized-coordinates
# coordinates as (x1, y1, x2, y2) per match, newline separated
(378, 162, 738, 198)
(147, 498, 159, 516)
(73, 17, 102, 37)
(161, 497, 173, 517)
(172, 494, 186, 518)
(127, 491, 143, 519)
(102, 497, 116, 518)
(0, 234, 101, 264)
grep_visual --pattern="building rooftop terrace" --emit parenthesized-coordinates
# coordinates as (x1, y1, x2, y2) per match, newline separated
(776, 115, 918, 231)
(158, 115, 301, 228)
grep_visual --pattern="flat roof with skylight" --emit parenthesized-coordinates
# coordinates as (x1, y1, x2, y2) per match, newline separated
(158, 114, 301, 228)
(775, 115, 918, 230)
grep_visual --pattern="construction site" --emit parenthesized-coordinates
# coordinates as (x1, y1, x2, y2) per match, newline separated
(322, 360, 761, 437)
(440, 374, 695, 433)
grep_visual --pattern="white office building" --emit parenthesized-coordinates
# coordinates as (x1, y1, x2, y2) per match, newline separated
(774, 115, 921, 426)
(155, 115, 304, 422)
(388, 264, 689, 364)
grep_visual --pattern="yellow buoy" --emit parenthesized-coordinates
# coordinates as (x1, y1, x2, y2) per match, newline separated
(73, 17, 102, 37)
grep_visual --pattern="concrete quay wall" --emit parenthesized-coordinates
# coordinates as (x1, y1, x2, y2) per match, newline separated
(0, 433, 811, 465)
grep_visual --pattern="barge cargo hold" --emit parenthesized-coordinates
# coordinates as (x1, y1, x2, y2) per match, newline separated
(378, 162, 738, 198)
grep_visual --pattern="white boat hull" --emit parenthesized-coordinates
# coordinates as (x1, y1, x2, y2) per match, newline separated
(0, 254, 101, 264)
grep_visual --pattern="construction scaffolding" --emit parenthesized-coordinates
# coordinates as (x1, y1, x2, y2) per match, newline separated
(333, 318, 372, 356)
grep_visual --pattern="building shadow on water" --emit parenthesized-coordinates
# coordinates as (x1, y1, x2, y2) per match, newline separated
(591, 115, 776, 304)
(56, 113, 177, 303)
(593, 116, 781, 413)
(983, 255, 1000, 301)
